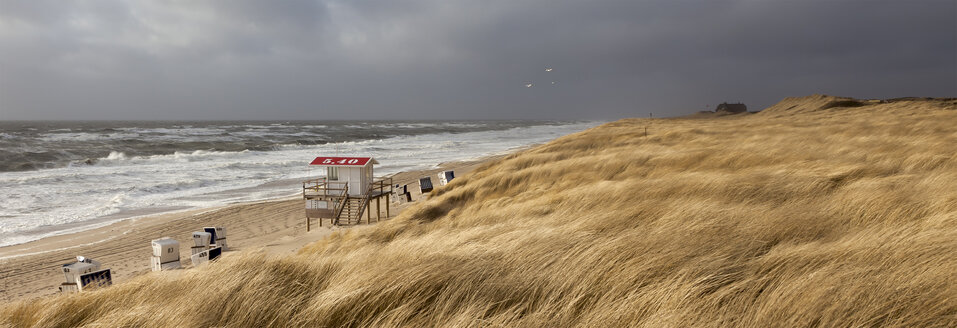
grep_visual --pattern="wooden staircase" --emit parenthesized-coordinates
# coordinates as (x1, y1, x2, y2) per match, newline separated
(334, 196, 369, 225)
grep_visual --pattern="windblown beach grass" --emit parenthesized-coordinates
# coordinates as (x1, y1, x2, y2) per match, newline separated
(3, 95, 956, 327)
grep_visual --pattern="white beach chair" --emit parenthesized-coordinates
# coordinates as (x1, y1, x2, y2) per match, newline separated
(437, 171, 455, 186)
(150, 238, 182, 271)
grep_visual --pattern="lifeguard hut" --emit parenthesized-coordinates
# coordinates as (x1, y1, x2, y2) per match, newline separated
(302, 156, 393, 229)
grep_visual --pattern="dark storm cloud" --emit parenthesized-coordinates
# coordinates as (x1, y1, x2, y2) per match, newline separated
(0, 0, 954, 120)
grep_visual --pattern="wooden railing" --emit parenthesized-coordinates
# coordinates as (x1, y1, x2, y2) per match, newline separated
(302, 178, 349, 197)
(303, 177, 393, 198)
(304, 178, 349, 230)
(363, 177, 393, 222)
(370, 177, 393, 197)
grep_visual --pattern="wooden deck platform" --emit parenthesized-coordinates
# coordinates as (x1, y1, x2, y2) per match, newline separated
(302, 177, 393, 230)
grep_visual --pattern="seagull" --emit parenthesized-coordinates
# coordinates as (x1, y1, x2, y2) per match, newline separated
(551, 81, 556, 85)
(525, 83, 534, 88)
(545, 68, 553, 72)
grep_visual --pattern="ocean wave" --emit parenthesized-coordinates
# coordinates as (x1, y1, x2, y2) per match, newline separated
(89, 149, 253, 167)
(118, 127, 228, 136)
(38, 132, 141, 142)
(93, 193, 130, 217)
(105, 151, 129, 161)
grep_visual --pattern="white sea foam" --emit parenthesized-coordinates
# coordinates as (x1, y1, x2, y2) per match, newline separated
(0, 121, 602, 247)
(38, 132, 141, 142)
(104, 151, 129, 161)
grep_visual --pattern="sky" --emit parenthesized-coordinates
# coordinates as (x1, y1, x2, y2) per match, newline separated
(0, 0, 954, 120)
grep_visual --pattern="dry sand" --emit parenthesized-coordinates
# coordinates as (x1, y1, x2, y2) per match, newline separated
(0, 156, 499, 302)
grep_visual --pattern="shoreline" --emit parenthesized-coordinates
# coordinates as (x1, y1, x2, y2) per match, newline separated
(0, 120, 602, 250)
(0, 146, 523, 250)
(0, 154, 504, 302)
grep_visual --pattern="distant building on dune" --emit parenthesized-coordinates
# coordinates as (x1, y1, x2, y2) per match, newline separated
(715, 102, 748, 113)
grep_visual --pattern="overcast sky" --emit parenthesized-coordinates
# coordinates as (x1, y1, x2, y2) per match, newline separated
(0, 0, 954, 120)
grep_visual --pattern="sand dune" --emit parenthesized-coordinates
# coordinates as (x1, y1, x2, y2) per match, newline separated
(757, 94, 955, 115)
(2, 96, 956, 327)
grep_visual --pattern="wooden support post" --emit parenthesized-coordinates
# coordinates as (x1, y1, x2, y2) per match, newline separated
(386, 194, 390, 218)
(376, 197, 381, 222)
(307, 216, 310, 232)
(366, 199, 371, 224)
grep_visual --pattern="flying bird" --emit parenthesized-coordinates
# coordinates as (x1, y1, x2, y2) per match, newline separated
(551, 81, 556, 85)
(525, 83, 534, 88)
(545, 68, 553, 72)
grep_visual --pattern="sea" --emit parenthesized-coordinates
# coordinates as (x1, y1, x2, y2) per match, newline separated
(0, 120, 601, 247)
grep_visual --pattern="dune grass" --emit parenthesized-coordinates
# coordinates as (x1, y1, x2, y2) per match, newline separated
(3, 95, 956, 327)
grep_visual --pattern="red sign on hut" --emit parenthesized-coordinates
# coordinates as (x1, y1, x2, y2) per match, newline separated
(309, 156, 373, 166)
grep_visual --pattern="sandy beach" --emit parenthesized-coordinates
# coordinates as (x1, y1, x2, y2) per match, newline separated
(0, 156, 496, 302)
